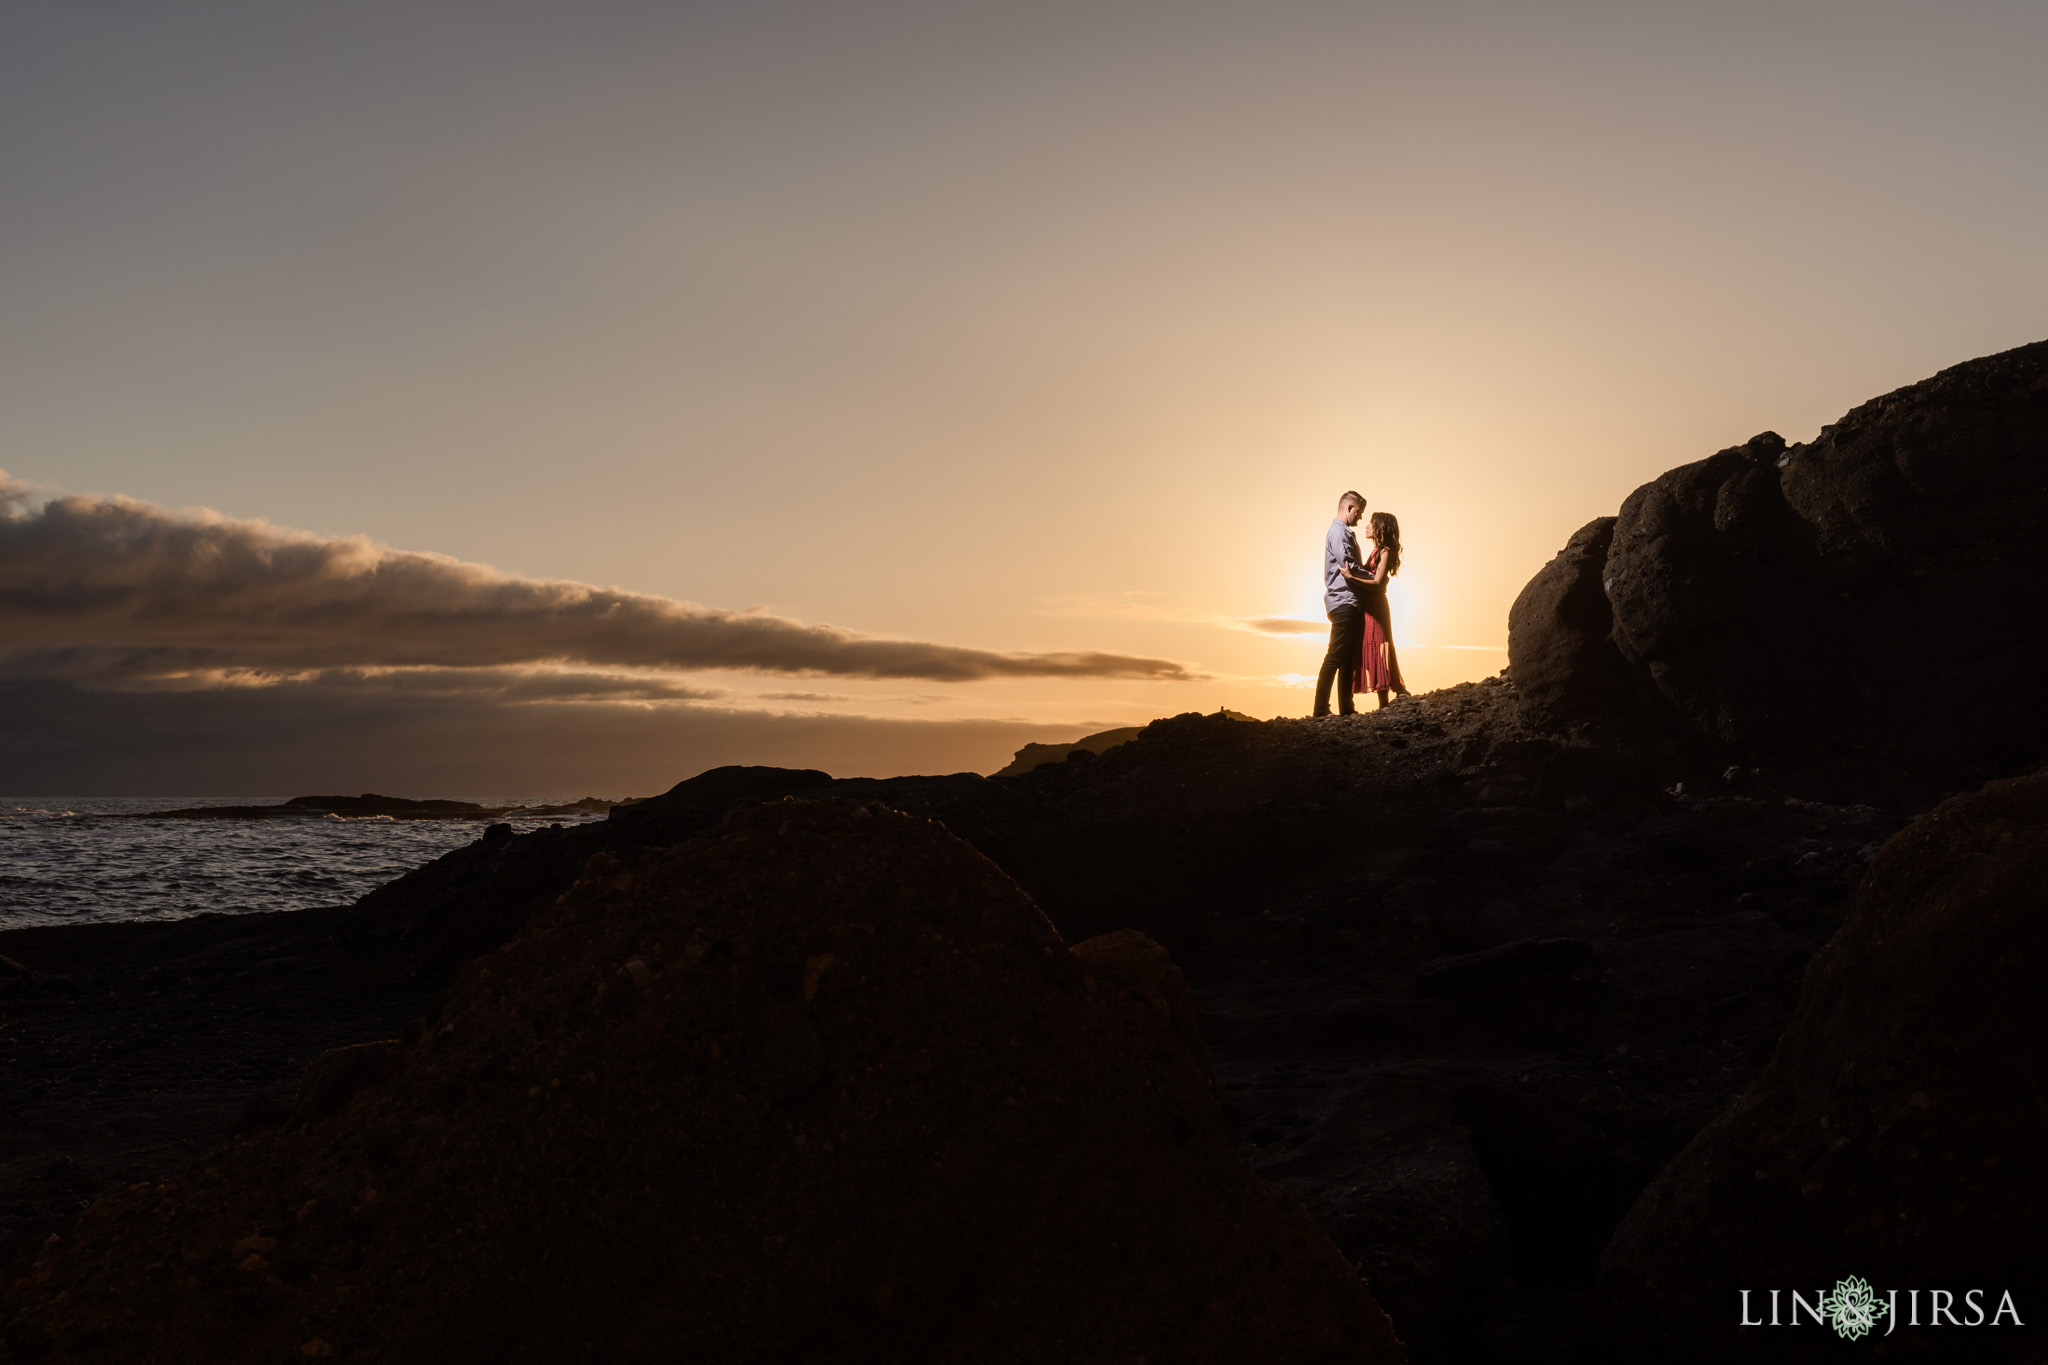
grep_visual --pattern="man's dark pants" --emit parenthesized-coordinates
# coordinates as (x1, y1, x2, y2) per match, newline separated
(1313, 605, 1363, 716)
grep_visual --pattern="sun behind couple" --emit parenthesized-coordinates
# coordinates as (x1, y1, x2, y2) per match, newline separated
(1314, 490, 1409, 717)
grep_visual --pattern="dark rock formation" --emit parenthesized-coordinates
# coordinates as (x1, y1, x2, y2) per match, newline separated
(1606, 430, 1823, 753)
(996, 724, 1147, 775)
(1252, 1065, 1511, 1362)
(335, 765, 839, 980)
(1416, 936, 1594, 997)
(123, 794, 504, 820)
(1510, 339, 2048, 784)
(116, 793, 644, 821)
(289, 1040, 400, 1126)
(999, 698, 1897, 1360)
(4, 802, 1403, 1364)
(0, 689, 1927, 1361)
(277, 794, 494, 816)
(1595, 772, 2048, 1361)
(1506, 516, 1635, 726)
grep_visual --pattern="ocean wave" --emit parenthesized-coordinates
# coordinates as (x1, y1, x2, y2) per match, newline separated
(0, 796, 590, 928)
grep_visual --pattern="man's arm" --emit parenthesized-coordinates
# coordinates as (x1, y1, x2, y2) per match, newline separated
(1345, 554, 1387, 586)
(1324, 525, 1351, 591)
(1334, 533, 1371, 583)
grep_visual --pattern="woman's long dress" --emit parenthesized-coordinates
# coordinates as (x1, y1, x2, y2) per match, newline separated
(1355, 550, 1406, 694)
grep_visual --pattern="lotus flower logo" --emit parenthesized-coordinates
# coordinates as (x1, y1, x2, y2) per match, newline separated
(1820, 1275, 1888, 1341)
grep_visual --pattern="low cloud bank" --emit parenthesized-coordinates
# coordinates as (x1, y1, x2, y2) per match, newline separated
(0, 476, 1193, 686)
(1038, 593, 1328, 639)
(1240, 617, 1325, 636)
(0, 679, 1076, 792)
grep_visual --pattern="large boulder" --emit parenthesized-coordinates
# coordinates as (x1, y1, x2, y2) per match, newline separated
(1605, 430, 1825, 751)
(1509, 339, 2048, 781)
(3, 800, 1403, 1364)
(1505, 517, 1635, 725)
(1775, 346, 2048, 775)
(1594, 772, 2048, 1360)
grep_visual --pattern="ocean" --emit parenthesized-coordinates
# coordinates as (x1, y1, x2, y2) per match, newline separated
(0, 797, 603, 929)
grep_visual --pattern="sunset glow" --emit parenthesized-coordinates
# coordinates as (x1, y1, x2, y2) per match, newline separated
(3, 1, 2044, 791)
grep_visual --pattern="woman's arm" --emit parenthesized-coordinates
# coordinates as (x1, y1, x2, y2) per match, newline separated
(1350, 550, 1388, 585)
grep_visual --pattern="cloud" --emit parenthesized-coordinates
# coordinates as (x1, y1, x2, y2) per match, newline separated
(0, 474, 1195, 686)
(754, 691, 953, 706)
(1239, 617, 1326, 636)
(1041, 594, 1507, 652)
(1041, 592, 1324, 638)
(198, 667, 731, 704)
(0, 678, 1085, 792)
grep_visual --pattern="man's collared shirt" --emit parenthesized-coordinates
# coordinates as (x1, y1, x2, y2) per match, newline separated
(1324, 518, 1362, 614)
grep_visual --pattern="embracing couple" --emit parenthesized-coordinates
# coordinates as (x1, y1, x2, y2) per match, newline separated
(1314, 489, 1408, 717)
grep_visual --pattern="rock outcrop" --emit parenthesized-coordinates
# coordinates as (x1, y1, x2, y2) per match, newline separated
(1595, 771, 2048, 1361)
(1505, 516, 1635, 727)
(995, 724, 1147, 776)
(1510, 339, 2048, 783)
(1604, 430, 1825, 753)
(119, 794, 644, 821)
(8, 686, 1920, 1361)
(4, 801, 1403, 1364)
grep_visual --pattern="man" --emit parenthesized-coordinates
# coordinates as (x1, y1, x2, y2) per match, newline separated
(1313, 491, 1367, 717)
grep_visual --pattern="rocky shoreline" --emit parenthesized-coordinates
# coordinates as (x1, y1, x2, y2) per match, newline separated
(0, 691, 1936, 1361)
(4, 338, 2045, 1361)
(108, 794, 638, 822)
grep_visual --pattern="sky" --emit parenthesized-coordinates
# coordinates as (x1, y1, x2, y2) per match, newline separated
(2, 0, 2044, 794)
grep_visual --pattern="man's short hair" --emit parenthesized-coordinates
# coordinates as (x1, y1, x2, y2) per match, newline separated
(1338, 490, 1366, 510)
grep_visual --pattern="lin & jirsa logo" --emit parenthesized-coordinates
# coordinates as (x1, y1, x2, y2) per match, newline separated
(1740, 1276, 2023, 1340)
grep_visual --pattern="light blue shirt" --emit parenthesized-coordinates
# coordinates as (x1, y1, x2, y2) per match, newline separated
(1324, 518, 1362, 613)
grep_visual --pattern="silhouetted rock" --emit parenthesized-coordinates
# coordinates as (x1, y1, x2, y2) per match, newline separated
(0, 685, 1932, 1361)
(1255, 1065, 1512, 1362)
(1071, 927, 1214, 1070)
(1416, 937, 1594, 997)
(335, 765, 838, 979)
(289, 1039, 400, 1127)
(1535, 743, 1657, 806)
(1509, 339, 2048, 785)
(503, 794, 646, 817)
(996, 724, 1147, 775)
(1506, 516, 1635, 725)
(6, 801, 1403, 1364)
(1594, 771, 2048, 1361)
(117, 793, 645, 823)
(1605, 430, 1822, 752)
(227, 1093, 285, 1135)
(125, 793, 505, 820)
(280, 793, 493, 815)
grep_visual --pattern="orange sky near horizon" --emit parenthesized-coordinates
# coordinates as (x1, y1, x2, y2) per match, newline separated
(1, 1, 2044, 790)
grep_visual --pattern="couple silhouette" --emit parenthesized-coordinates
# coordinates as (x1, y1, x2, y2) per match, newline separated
(1314, 490, 1408, 716)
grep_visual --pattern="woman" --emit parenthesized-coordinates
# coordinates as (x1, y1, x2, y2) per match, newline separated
(1347, 511, 1409, 708)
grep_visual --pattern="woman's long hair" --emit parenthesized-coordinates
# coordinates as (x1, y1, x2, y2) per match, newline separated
(1368, 511, 1402, 577)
